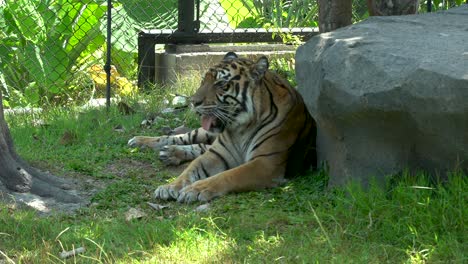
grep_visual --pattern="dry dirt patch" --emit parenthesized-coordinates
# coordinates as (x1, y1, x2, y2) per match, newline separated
(1, 159, 188, 215)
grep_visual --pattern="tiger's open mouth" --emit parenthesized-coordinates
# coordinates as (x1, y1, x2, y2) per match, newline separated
(201, 115, 224, 132)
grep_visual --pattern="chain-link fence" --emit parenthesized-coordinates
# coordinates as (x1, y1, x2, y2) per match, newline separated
(0, 0, 464, 108)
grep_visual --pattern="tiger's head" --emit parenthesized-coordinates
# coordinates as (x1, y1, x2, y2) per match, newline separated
(191, 52, 269, 133)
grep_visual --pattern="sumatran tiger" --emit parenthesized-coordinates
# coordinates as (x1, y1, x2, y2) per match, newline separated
(128, 52, 316, 203)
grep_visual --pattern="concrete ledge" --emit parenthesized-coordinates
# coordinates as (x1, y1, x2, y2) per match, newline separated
(155, 44, 296, 85)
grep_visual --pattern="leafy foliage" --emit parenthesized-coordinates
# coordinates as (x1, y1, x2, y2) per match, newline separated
(119, 0, 178, 29)
(425, 0, 464, 11)
(1, 0, 465, 108)
(220, 0, 319, 28)
(0, 0, 182, 107)
(0, 0, 106, 106)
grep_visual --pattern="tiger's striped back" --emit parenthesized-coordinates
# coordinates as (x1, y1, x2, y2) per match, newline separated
(191, 53, 316, 177)
(133, 52, 316, 203)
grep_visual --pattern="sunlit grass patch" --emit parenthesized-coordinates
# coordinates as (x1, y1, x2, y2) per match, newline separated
(1, 168, 466, 263)
(140, 225, 231, 263)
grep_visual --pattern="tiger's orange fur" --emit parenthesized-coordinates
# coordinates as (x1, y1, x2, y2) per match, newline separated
(128, 52, 316, 202)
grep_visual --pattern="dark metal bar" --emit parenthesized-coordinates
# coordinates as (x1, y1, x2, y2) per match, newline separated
(140, 28, 319, 45)
(427, 0, 432, 12)
(137, 32, 156, 87)
(105, 0, 112, 109)
(195, 0, 200, 32)
(178, 0, 196, 33)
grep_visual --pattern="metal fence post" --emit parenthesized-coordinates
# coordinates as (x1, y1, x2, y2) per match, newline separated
(105, 0, 112, 109)
(177, 0, 198, 34)
(427, 0, 432, 12)
(137, 32, 156, 88)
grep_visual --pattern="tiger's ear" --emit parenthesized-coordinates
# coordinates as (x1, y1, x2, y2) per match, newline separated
(223, 52, 238, 61)
(251, 56, 269, 80)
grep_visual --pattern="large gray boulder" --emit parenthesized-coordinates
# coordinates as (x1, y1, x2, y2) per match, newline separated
(296, 6, 468, 186)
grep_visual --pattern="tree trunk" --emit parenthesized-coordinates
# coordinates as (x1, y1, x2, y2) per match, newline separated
(0, 91, 82, 204)
(318, 0, 352, 33)
(367, 0, 420, 16)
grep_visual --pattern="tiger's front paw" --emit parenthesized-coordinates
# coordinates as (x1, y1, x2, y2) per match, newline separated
(159, 145, 192, 165)
(154, 184, 183, 200)
(176, 180, 222, 203)
(128, 136, 164, 150)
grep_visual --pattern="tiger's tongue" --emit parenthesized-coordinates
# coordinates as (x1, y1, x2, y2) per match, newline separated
(201, 115, 216, 131)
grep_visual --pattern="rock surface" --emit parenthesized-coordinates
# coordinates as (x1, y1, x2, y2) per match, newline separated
(296, 6, 468, 186)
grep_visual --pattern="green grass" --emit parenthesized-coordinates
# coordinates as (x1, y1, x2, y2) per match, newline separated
(1, 83, 466, 263)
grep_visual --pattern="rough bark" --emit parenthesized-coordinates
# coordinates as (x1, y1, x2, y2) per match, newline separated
(0, 91, 82, 205)
(367, 0, 420, 16)
(318, 0, 352, 33)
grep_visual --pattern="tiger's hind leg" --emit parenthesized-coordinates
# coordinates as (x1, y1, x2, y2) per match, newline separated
(176, 157, 285, 203)
(159, 144, 211, 165)
(154, 144, 233, 200)
(154, 145, 285, 202)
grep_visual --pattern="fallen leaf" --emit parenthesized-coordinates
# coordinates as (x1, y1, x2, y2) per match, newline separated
(172, 95, 189, 108)
(195, 203, 210, 212)
(125, 207, 147, 221)
(146, 202, 169, 211)
(160, 126, 173, 135)
(59, 247, 86, 259)
(113, 124, 125, 133)
(140, 119, 151, 128)
(161, 108, 176, 114)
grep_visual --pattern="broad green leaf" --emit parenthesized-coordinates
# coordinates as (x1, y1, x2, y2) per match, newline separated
(0, 5, 6, 29)
(2, 99, 10, 108)
(5, 0, 46, 43)
(112, 47, 137, 78)
(65, 3, 106, 66)
(0, 36, 19, 68)
(41, 39, 69, 93)
(22, 42, 46, 85)
(220, 0, 256, 28)
(119, 0, 177, 27)
(22, 41, 69, 94)
(106, 5, 138, 53)
(24, 82, 40, 105)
